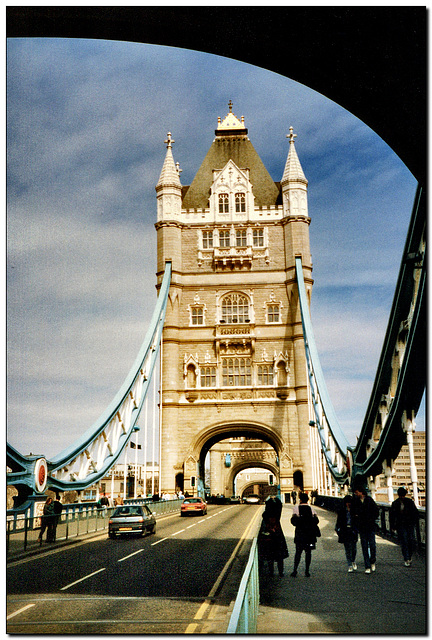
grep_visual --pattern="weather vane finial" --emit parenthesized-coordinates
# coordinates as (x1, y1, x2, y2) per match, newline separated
(164, 132, 175, 148)
(228, 100, 233, 113)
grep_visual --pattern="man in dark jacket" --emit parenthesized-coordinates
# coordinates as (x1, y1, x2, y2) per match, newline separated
(390, 487, 419, 566)
(353, 486, 379, 574)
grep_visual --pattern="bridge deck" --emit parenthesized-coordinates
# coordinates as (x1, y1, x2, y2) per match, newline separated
(258, 504, 426, 634)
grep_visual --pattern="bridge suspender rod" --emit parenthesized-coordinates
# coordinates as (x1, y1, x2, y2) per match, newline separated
(295, 257, 350, 483)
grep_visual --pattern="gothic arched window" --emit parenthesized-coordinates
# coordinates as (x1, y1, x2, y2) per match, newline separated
(235, 193, 246, 213)
(221, 293, 249, 323)
(222, 358, 252, 386)
(219, 193, 229, 213)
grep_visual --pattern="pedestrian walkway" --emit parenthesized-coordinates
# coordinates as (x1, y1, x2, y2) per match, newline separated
(257, 504, 426, 634)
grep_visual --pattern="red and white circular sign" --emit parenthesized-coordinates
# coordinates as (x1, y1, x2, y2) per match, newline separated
(34, 458, 48, 493)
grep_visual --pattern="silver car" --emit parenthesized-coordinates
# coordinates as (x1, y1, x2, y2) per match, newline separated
(108, 505, 156, 538)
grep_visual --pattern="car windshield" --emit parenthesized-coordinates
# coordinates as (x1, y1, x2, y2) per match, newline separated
(183, 498, 200, 503)
(113, 506, 142, 517)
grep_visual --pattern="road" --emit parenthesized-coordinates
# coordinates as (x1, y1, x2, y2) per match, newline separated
(7, 503, 262, 634)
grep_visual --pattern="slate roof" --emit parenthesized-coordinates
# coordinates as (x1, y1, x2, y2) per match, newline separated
(182, 135, 281, 209)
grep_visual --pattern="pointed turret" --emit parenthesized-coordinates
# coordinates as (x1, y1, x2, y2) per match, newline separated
(156, 132, 182, 222)
(281, 127, 308, 218)
(156, 132, 182, 189)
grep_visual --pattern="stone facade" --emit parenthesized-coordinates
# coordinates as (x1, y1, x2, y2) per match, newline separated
(155, 106, 315, 501)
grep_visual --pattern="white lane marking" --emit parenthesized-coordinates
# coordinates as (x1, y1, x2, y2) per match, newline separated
(7, 604, 35, 620)
(186, 524, 197, 529)
(118, 549, 144, 562)
(171, 529, 185, 536)
(60, 567, 106, 591)
(151, 537, 168, 546)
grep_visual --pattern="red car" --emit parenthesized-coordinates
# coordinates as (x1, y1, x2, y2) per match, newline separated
(180, 497, 207, 516)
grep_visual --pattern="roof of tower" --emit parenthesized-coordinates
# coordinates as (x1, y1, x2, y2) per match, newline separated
(182, 104, 280, 209)
(156, 132, 182, 189)
(281, 126, 308, 184)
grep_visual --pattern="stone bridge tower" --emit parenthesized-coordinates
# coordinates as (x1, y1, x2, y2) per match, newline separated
(155, 104, 314, 501)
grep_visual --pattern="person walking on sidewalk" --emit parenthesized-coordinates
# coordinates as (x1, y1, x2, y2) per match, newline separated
(335, 495, 358, 572)
(353, 486, 379, 574)
(390, 486, 419, 566)
(37, 497, 55, 545)
(258, 496, 289, 577)
(290, 492, 320, 577)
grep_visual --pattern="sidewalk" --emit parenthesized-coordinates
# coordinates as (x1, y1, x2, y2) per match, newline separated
(257, 504, 426, 634)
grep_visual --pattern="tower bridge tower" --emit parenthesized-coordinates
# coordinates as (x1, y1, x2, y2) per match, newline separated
(155, 104, 314, 501)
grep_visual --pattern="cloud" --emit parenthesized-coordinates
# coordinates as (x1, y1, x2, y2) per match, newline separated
(7, 38, 421, 462)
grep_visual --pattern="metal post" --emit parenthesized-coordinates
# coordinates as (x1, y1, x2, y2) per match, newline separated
(144, 394, 148, 498)
(152, 361, 157, 496)
(159, 340, 163, 496)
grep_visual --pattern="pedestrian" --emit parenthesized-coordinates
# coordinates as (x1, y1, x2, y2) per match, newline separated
(291, 490, 297, 505)
(98, 493, 109, 517)
(37, 497, 54, 545)
(353, 485, 379, 574)
(50, 493, 63, 542)
(335, 495, 358, 572)
(390, 487, 419, 566)
(290, 492, 320, 577)
(114, 495, 124, 506)
(258, 496, 289, 577)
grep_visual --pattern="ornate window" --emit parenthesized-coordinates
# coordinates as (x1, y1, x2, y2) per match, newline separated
(253, 228, 264, 247)
(221, 293, 249, 323)
(219, 193, 229, 214)
(191, 307, 204, 325)
(236, 229, 247, 247)
(202, 231, 213, 249)
(222, 357, 252, 386)
(219, 229, 230, 248)
(201, 366, 216, 388)
(258, 365, 274, 386)
(235, 193, 246, 213)
(267, 304, 280, 323)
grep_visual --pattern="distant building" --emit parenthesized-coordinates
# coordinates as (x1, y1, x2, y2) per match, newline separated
(97, 462, 159, 501)
(376, 431, 425, 505)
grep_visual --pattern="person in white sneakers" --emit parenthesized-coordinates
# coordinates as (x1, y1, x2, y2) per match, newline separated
(335, 495, 358, 572)
(353, 485, 379, 574)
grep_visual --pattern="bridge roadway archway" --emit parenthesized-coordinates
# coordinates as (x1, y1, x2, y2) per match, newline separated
(182, 421, 296, 499)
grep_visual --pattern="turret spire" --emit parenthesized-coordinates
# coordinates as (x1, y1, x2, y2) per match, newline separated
(281, 126, 307, 185)
(156, 132, 182, 188)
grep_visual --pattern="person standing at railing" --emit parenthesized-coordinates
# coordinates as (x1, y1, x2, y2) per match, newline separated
(335, 495, 358, 572)
(353, 486, 379, 574)
(37, 497, 55, 545)
(390, 486, 419, 567)
(258, 496, 288, 577)
(50, 493, 63, 542)
(290, 492, 319, 577)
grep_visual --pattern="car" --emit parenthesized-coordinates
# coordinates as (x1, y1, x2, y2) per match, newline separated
(229, 495, 241, 504)
(108, 504, 156, 538)
(180, 497, 207, 516)
(243, 494, 261, 504)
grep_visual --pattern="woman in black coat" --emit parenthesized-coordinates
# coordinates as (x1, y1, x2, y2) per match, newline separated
(290, 492, 319, 577)
(258, 496, 289, 577)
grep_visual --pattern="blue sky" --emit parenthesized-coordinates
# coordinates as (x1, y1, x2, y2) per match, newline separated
(7, 38, 422, 460)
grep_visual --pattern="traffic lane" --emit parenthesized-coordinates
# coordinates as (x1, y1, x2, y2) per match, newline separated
(7, 594, 205, 634)
(7, 504, 261, 597)
(58, 504, 260, 597)
(6, 507, 196, 595)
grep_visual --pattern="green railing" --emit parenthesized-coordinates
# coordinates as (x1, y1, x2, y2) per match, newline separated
(227, 537, 259, 634)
